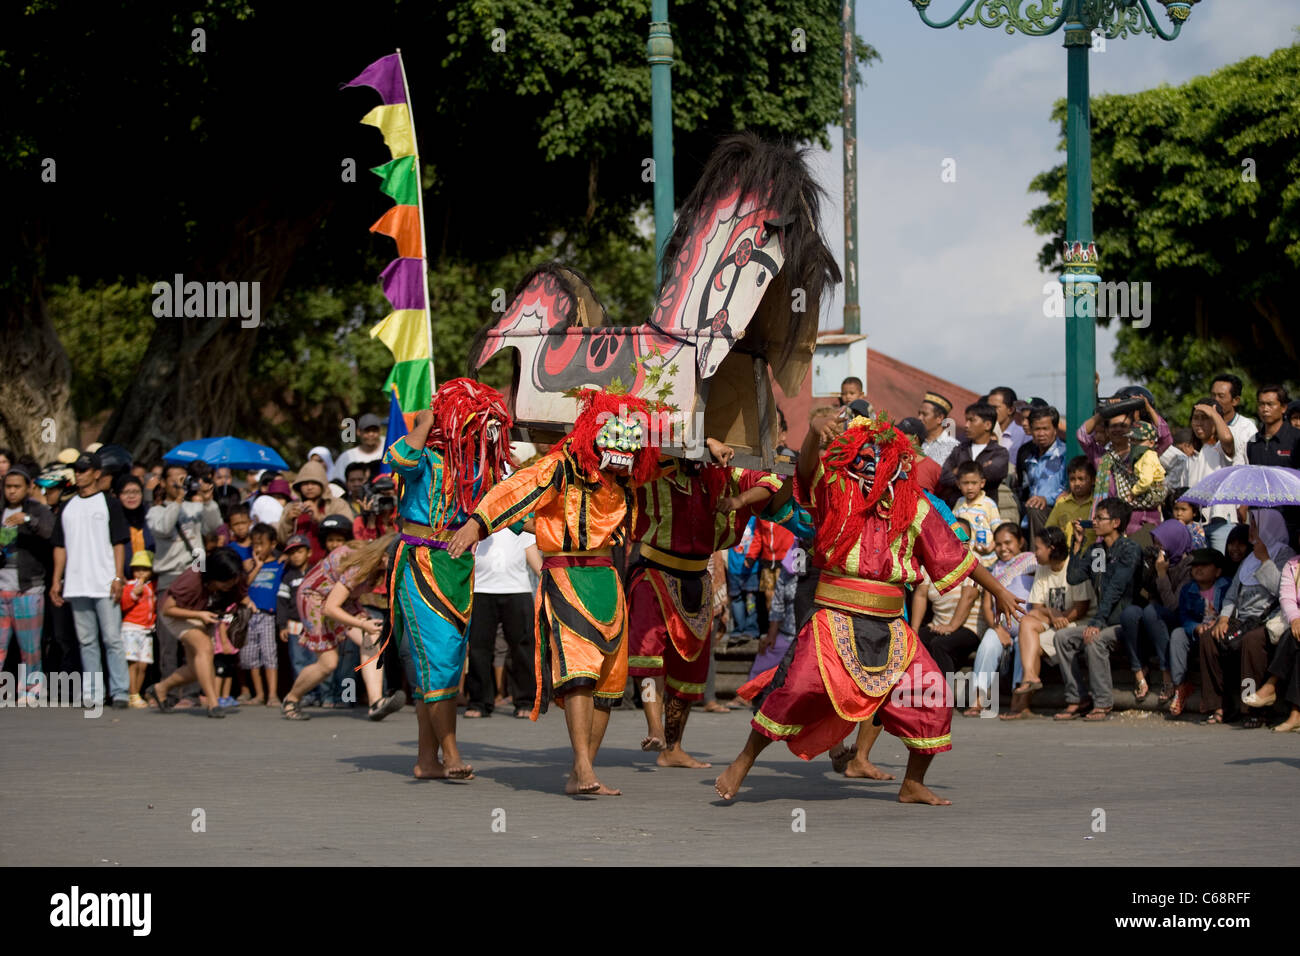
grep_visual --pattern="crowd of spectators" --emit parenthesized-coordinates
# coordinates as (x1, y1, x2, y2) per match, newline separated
(2, 371, 1299, 729)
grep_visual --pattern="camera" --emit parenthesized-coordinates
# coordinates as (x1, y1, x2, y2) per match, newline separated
(184, 475, 205, 498)
(366, 476, 397, 514)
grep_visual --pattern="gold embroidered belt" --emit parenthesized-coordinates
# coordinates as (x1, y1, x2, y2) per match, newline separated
(639, 543, 709, 574)
(814, 574, 906, 618)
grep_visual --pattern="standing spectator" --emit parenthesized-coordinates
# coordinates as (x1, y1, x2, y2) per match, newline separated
(1247, 385, 1300, 547)
(938, 402, 1010, 507)
(988, 386, 1028, 464)
(1187, 399, 1238, 550)
(1093, 421, 1166, 534)
(743, 517, 794, 628)
(277, 459, 352, 559)
(1199, 510, 1294, 727)
(1211, 373, 1257, 465)
(213, 466, 233, 491)
(465, 526, 539, 719)
(1159, 427, 1197, 492)
(1167, 549, 1231, 717)
(1, 465, 55, 703)
(332, 413, 387, 483)
(239, 523, 284, 706)
(147, 463, 222, 690)
(225, 503, 254, 562)
(951, 461, 1001, 566)
(1046, 456, 1097, 550)
(1053, 498, 1142, 721)
(917, 392, 958, 466)
(727, 518, 760, 640)
(275, 534, 315, 705)
(352, 475, 399, 542)
(250, 476, 290, 527)
(50, 451, 131, 709)
(1016, 405, 1068, 537)
(114, 475, 156, 570)
(119, 550, 156, 708)
(342, 462, 372, 517)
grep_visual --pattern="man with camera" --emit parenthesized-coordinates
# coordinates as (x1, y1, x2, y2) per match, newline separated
(146, 460, 223, 690)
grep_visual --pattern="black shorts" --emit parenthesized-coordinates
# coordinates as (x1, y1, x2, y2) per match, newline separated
(213, 653, 240, 678)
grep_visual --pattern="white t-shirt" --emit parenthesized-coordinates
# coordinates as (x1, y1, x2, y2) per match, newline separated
(1224, 413, 1258, 466)
(969, 442, 988, 461)
(1186, 441, 1235, 523)
(474, 528, 536, 594)
(1028, 562, 1094, 617)
(332, 445, 385, 483)
(57, 492, 126, 599)
(250, 494, 285, 527)
(924, 574, 981, 634)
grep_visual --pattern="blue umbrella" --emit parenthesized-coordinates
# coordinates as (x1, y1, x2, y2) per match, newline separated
(163, 436, 289, 471)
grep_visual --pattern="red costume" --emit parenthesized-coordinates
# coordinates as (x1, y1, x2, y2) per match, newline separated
(747, 417, 976, 759)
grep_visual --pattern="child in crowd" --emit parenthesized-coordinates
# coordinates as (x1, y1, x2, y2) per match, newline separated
(120, 550, 157, 709)
(839, 376, 864, 408)
(240, 522, 284, 705)
(276, 534, 317, 705)
(211, 596, 242, 708)
(226, 503, 253, 562)
(316, 513, 356, 707)
(951, 461, 1001, 567)
(726, 517, 760, 641)
(1172, 496, 1208, 549)
(1046, 456, 1096, 549)
(1168, 548, 1231, 717)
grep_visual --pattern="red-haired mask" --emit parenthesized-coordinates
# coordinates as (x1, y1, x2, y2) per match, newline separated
(821, 416, 920, 541)
(566, 389, 662, 484)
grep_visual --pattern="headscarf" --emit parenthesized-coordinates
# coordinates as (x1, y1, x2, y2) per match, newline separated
(1237, 509, 1290, 587)
(307, 446, 335, 480)
(1151, 518, 1192, 565)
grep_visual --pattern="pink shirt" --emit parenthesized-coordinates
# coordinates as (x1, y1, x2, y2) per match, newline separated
(1281, 556, 1300, 624)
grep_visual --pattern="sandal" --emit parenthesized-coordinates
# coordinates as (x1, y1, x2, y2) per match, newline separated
(1203, 711, 1224, 725)
(1168, 682, 1193, 717)
(962, 705, 984, 718)
(463, 707, 485, 719)
(368, 690, 406, 721)
(281, 699, 311, 721)
(207, 706, 227, 719)
(1133, 675, 1149, 701)
(1013, 680, 1043, 694)
(1157, 681, 1174, 704)
(1054, 700, 1093, 721)
(1082, 707, 1113, 721)
(144, 684, 173, 713)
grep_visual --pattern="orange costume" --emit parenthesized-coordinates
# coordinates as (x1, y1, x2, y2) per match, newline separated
(470, 391, 661, 717)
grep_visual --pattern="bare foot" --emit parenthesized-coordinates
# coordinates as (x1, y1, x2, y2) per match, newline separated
(714, 761, 748, 801)
(413, 761, 446, 779)
(564, 772, 617, 795)
(829, 742, 854, 774)
(844, 758, 895, 780)
(657, 748, 712, 769)
(897, 779, 951, 805)
(641, 735, 666, 752)
(248, 697, 265, 706)
(266, 697, 281, 707)
(1272, 715, 1300, 733)
(444, 763, 475, 780)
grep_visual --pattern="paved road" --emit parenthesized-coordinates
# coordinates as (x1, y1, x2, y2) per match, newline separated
(3, 702, 1297, 866)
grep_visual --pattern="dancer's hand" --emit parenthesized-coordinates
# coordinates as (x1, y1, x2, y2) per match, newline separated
(447, 520, 483, 559)
(706, 437, 734, 467)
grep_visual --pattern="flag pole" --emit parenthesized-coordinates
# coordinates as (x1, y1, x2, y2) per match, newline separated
(394, 47, 436, 396)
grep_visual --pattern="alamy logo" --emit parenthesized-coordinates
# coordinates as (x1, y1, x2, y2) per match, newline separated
(49, 886, 151, 936)
(151, 274, 260, 328)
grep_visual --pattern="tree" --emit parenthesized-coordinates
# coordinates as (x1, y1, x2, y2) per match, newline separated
(2, 1, 877, 461)
(1026, 40, 1300, 422)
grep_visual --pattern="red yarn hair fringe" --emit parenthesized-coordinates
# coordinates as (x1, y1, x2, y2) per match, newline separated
(565, 388, 662, 485)
(425, 377, 513, 526)
(820, 420, 920, 567)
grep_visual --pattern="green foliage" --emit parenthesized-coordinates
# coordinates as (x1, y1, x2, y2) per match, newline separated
(47, 279, 157, 420)
(1027, 42, 1300, 407)
(1112, 326, 1256, 428)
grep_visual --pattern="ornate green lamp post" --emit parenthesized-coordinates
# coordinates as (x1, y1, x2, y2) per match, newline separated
(906, 0, 1199, 455)
(648, 0, 675, 271)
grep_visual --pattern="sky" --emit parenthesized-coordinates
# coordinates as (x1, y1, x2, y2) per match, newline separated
(807, 0, 1298, 408)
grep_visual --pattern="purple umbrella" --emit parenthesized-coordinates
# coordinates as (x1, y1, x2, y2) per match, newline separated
(1181, 465, 1300, 508)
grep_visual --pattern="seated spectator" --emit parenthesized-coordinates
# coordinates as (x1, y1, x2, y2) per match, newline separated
(1094, 420, 1166, 534)
(938, 402, 1009, 507)
(1199, 509, 1295, 727)
(1210, 372, 1257, 465)
(917, 392, 958, 466)
(1000, 526, 1093, 719)
(1119, 519, 1192, 707)
(951, 461, 1001, 567)
(1288, 400, 1300, 430)
(1171, 495, 1208, 549)
(1240, 553, 1300, 732)
(1016, 405, 1067, 537)
(914, 533, 983, 678)
(1188, 398, 1239, 551)
(1054, 497, 1142, 721)
(968, 523, 1036, 716)
(1046, 456, 1097, 550)
(1167, 548, 1230, 717)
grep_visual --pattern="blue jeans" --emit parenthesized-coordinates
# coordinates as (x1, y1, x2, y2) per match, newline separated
(1119, 603, 1176, 673)
(727, 571, 758, 637)
(1169, 626, 1199, 685)
(972, 627, 1022, 697)
(289, 630, 321, 704)
(67, 596, 128, 703)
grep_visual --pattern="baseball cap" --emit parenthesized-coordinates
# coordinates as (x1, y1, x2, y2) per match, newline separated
(285, 534, 312, 552)
(357, 413, 384, 431)
(318, 514, 354, 540)
(73, 451, 103, 472)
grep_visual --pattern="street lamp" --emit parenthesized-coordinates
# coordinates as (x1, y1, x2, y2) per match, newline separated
(906, 0, 1199, 455)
